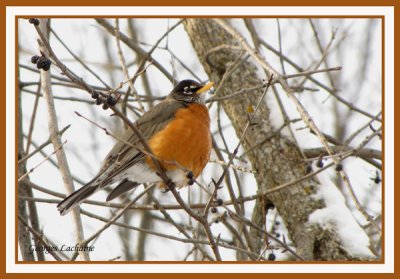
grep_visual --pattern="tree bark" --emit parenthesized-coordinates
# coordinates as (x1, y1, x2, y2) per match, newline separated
(17, 84, 36, 261)
(184, 18, 355, 260)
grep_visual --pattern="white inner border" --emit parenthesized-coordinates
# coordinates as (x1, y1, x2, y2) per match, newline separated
(6, 6, 394, 274)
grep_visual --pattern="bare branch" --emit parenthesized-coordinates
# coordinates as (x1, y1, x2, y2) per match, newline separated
(34, 19, 90, 261)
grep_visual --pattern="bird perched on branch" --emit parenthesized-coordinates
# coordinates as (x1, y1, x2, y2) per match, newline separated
(58, 79, 214, 216)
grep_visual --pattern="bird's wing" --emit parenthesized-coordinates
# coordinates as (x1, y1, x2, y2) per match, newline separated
(106, 179, 140, 201)
(94, 100, 187, 186)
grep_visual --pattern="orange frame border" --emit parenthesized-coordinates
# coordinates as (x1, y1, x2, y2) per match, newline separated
(2, 1, 397, 278)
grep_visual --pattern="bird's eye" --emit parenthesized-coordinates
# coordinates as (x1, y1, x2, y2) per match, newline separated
(183, 86, 192, 94)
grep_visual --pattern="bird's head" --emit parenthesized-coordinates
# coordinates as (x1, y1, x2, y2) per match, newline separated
(168, 79, 214, 104)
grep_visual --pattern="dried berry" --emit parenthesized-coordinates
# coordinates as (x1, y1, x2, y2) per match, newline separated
(102, 103, 109, 110)
(36, 57, 46, 69)
(95, 98, 102, 105)
(268, 253, 276, 261)
(42, 59, 51, 71)
(316, 159, 324, 168)
(107, 95, 117, 106)
(371, 171, 381, 184)
(335, 164, 343, 172)
(91, 91, 99, 99)
(29, 18, 40, 26)
(211, 207, 217, 214)
(31, 55, 40, 64)
(216, 198, 223, 206)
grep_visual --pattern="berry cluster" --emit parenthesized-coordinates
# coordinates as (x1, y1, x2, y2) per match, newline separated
(31, 54, 51, 71)
(210, 198, 223, 215)
(91, 90, 118, 110)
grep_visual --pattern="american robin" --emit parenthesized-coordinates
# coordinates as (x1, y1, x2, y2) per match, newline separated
(57, 79, 214, 216)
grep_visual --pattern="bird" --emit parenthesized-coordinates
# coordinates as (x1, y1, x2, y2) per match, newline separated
(57, 79, 214, 216)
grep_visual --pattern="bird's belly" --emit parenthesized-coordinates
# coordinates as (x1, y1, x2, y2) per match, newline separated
(115, 162, 161, 184)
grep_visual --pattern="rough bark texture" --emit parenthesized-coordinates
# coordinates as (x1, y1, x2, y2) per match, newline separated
(184, 19, 354, 260)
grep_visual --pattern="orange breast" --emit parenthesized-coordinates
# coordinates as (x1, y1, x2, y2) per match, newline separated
(146, 104, 211, 178)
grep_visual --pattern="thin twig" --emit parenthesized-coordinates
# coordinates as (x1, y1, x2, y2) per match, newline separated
(283, 66, 342, 79)
(18, 140, 66, 182)
(95, 18, 176, 83)
(18, 124, 71, 165)
(147, 191, 214, 261)
(23, 137, 86, 186)
(226, 208, 303, 261)
(24, 77, 41, 154)
(108, 62, 153, 95)
(208, 159, 256, 174)
(214, 103, 256, 254)
(49, 26, 112, 90)
(114, 19, 145, 114)
(344, 111, 382, 145)
(74, 204, 263, 260)
(257, 38, 381, 122)
(69, 184, 156, 261)
(18, 215, 63, 261)
(214, 75, 274, 188)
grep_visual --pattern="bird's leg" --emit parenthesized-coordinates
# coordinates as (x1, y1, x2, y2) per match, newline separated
(160, 176, 176, 193)
(166, 178, 176, 190)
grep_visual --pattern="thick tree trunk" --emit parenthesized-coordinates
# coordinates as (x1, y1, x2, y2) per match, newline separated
(184, 18, 355, 260)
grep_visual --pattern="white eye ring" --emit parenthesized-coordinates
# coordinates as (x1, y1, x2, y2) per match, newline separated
(183, 86, 191, 94)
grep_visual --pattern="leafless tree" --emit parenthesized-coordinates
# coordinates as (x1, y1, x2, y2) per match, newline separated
(17, 17, 382, 261)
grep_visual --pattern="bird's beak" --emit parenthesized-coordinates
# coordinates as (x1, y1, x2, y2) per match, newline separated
(196, 82, 214, 94)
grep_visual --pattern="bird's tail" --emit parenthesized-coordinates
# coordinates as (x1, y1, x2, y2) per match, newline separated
(57, 184, 98, 216)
